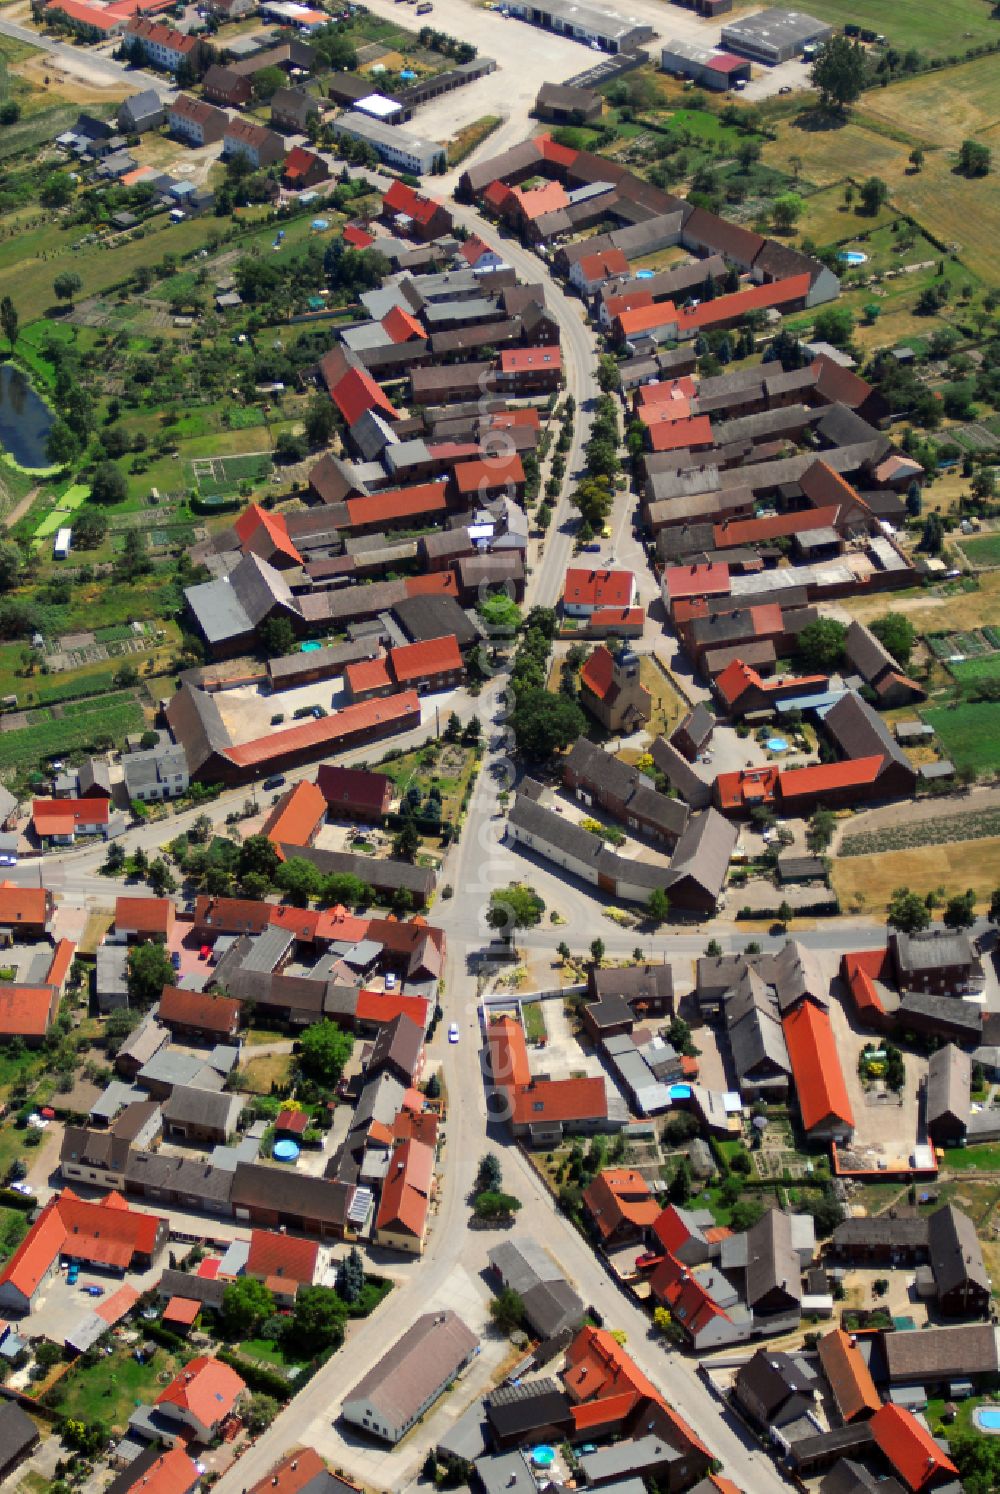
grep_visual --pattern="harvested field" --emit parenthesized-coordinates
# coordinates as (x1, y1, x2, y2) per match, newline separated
(764, 117, 912, 189)
(888, 149, 1000, 287)
(857, 62, 1000, 150)
(832, 837, 1000, 914)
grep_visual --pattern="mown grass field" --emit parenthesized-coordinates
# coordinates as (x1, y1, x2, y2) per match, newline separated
(832, 838, 1000, 914)
(801, 0, 1000, 57)
(960, 534, 1000, 567)
(858, 60, 1000, 150)
(48, 1342, 191, 1430)
(923, 699, 1000, 774)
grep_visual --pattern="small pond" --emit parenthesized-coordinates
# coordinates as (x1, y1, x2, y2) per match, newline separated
(0, 363, 54, 469)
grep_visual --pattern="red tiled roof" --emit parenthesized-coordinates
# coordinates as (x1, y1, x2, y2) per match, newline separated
(483, 179, 514, 211)
(345, 482, 448, 529)
(636, 377, 697, 407)
(115, 1446, 200, 1494)
(664, 562, 731, 602)
(605, 288, 653, 320)
(246, 1228, 318, 1286)
(712, 504, 842, 549)
(512, 180, 569, 220)
(0, 1190, 164, 1302)
(580, 645, 615, 701)
(355, 990, 430, 1028)
(487, 1015, 530, 1092)
(235, 502, 303, 565)
(115, 896, 175, 937)
(577, 248, 629, 283)
(345, 657, 393, 696)
(677, 273, 811, 332)
(649, 1249, 732, 1339)
(638, 398, 693, 427)
(47, 0, 124, 30)
(276, 1108, 308, 1134)
(563, 1326, 709, 1458)
(0, 887, 48, 926)
(0, 987, 57, 1039)
(390, 634, 462, 685)
(648, 414, 713, 453)
(343, 223, 374, 250)
(778, 755, 884, 800)
(163, 1296, 201, 1327)
(125, 15, 197, 50)
(375, 1137, 433, 1239)
(382, 305, 425, 344)
(869, 1404, 957, 1491)
(782, 1000, 854, 1134)
(490, 408, 540, 430)
(159, 986, 240, 1035)
(45, 939, 76, 991)
(511, 1076, 607, 1125)
(460, 235, 495, 267)
(32, 798, 109, 836)
(383, 178, 443, 226)
(249, 1450, 340, 1494)
(283, 146, 321, 181)
(817, 1327, 881, 1421)
(453, 453, 524, 495)
(331, 366, 398, 428)
(616, 300, 679, 338)
(500, 345, 561, 374)
(564, 568, 633, 609)
(590, 606, 645, 629)
(156, 1355, 246, 1428)
(842, 948, 891, 1019)
(583, 1169, 659, 1240)
(536, 133, 580, 168)
(262, 779, 327, 853)
(714, 764, 779, 813)
(225, 692, 421, 769)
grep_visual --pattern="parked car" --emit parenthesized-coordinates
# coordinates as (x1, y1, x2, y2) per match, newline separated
(263, 775, 286, 791)
(448, 1022, 460, 1044)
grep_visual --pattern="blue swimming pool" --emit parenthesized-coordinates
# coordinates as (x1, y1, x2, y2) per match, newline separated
(669, 1084, 691, 1100)
(839, 250, 867, 265)
(636, 269, 655, 279)
(767, 736, 789, 752)
(300, 641, 321, 652)
(532, 1446, 556, 1467)
(975, 1407, 1000, 1432)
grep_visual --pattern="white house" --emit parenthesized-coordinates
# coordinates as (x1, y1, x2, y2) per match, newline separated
(341, 1312, 478, 1444)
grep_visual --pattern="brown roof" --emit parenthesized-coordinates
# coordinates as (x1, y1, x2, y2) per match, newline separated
(817, 1329, 881, 1422)
(344, 1310, 478, 1427)
(159, 986, 240, 1036)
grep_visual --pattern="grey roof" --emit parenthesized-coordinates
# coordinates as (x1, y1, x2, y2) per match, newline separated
(185, 552, 297, 645)
(125, 1149, 235, 1207)
(823, 690, 913, 775)
(436, 1397, 489, 1464)
(894, 928, 976, 976)
(564, 736, 687, 839)
(591, 962, 674, 1007)
(926, 1044, 970, 1131)
(664, 807, 737, 903)
(161, 1084, 242, 1133)
(488, 1236, 563, 1294)
(0, 1400, 38, 1470)
(883, 1322, 999, 1382)
(729, 1003, 790, 1085)
(344, 1310, 479, 1428)
(474, 1451, 539, 1494)
(391, 593, 480, 649)
(138, 1049, 225, 1092)
(278, 845, 435, 901)
(821, 1461, 905, 1494)
(156, 1267, 227, 1310)
(649, 735, 712, 809)
(231, 1162, 354, 1227)
(115, 1014, 169, 1069)
(830, 1216, 929, 1253)
(897, 990, 982, 1037)
(673, 702, 715, 751)
(96, 943, 130, 997)
(240, 925, 295, 975)
(927, 1203, 990, 1301)
(743, 1208, 802, 1310)
(844, 620, 896, 685)
(368, 1013, 424, 1082)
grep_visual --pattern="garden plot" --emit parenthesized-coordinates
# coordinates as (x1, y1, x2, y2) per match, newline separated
(840, 806, 1000, 858)
(190, 452, 273, 496)
(927, 627, 1000, 661)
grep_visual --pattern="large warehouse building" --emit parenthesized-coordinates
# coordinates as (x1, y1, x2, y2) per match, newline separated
(507, 0, 654, 54)
(660, 38, 751, 90)
(720, 8, 832, 64)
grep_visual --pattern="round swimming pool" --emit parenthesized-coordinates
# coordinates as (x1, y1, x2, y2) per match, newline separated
(839, 250, 867, 265)
(532, 1446, 556, 1467)
(273, 1140, 300, 1163)
(974, 1407, 1000, 1432)
(767, 736, 790, 752)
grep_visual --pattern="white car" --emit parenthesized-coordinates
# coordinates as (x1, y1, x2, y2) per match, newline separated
(448, 1022, 460, 1044)
(385, 972, 397, 991)
(10, 1182, 34, 1196)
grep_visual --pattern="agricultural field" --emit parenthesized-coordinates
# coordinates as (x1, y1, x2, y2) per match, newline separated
(858, 61, 1000, 151)
(839, 806, 1000, 857)
(923, 699, 1000, 775)
(763, 117, 912, 191)
(832, 837, 1000, 914)
(0, 692, 145, 775)
(886, 147, 1000, 287)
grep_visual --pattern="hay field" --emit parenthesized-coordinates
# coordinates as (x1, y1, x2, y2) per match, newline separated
(888, 151, 1000, 285)
(858, 62, 1000, 150)
(832, 838, 1000, 914)
(764, 118, 912, 189)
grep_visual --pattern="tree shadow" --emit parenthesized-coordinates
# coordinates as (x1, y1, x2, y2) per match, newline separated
(789, 106, 850, 135)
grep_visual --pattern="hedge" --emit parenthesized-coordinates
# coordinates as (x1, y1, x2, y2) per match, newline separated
(0, 1188, 36, 1212)
(216, 1348, 294, 1401)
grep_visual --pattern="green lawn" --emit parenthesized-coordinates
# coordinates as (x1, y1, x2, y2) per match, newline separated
(522, 1001, 547, 1044)
(960, 534, 1000, 568)
(802, 0, 999, 58)
(950, 653, 1000, 688)
(940, 1141, 1000, 1171)
(0, 1205, 27, 1265)
(46, 1343, 191, 1430)
(239, 1337, 307, 1373)
(33, 484, 90, 540)
(922, 700, 1000, 775)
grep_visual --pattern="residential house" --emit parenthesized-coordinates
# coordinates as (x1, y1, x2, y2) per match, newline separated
(563, 567, 635, 617)
(32, 797, 111, 844)
(891, 929, 979, 996)
(382, 180, 452, 241)
(223, 119, 285, 169)
(671, 703, 715, 761)
(0, 1403, 40, 1485)
(230, 1163, 355, 1239)
(271, 87, 320, 133)
(718, 1208, 814, 1333)
(868, 1404, 958, 1492)
(114, 896, 176, 943)
(583, 1168, 660, 1246)
(487, 1237, 585, 1341)
(60, 1102, 161, 1190)
(118, 90, 164, 133)
(245, 1228, 320, 1306)
(123, 740, 189, 802)
(316, 764, 393, 821)
(202, 64, 252, 108)
(158, 988, 241, 1045)
(926, 1203, 991, 1317)
(282, 146, 329, 189)
(168, 95, 228, 147)
(154, 1356, 246, 1443)
(103, 1447, 200, 1494)
(341, 1311, 479, 1443)
(0, 887, 52, 940)
(374, 1138, 434, 1254)
(733, 1349, 818, 1430)
(816, 1328, 881, 1424)
(124, 18, 199, 72)
(563, 736, 687, 848)
(161, 1085, 243, 1145)
(261, 780, 327, 857)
